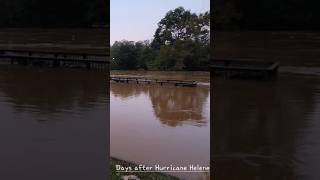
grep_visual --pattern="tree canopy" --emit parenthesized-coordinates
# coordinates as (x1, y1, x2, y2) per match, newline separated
(151, 7, 209, 49)
(111, 7, 210, 71)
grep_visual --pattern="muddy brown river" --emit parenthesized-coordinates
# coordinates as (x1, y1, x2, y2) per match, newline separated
(0, 65, 108, 180)
(3, 29, 320, 179)
(213, 70, 320, 180)
(110, 71, 210, 180)
(213, 31, 320, 180)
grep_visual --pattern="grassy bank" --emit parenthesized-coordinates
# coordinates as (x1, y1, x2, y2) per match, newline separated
(111, 158, 179, 180)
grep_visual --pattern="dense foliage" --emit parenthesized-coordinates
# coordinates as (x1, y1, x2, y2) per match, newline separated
(0, 0, 108, 27)
(214, 0, 320, 30)
(111, 7, 210, 71)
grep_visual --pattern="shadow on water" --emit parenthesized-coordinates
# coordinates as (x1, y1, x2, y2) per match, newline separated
(213, 73, 320, 180)
(110, 83, 209, 127)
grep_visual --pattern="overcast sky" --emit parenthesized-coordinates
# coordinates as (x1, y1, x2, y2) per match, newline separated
(110, 0, 210, 44)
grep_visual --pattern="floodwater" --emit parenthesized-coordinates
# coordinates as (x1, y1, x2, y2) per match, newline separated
(0, 28, 108, 54)
(214, 31, 320, 66)
(0, 65, 108, 180)
(110, 71, 210, 180)
(213, 31, 320, 180)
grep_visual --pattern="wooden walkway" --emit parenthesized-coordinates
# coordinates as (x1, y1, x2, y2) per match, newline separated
(0, 49, 108, 69)
(211, 59, 279, 79)
(111, 76, 198, 87)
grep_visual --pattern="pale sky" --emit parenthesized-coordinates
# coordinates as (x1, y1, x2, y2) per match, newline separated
(110, 0, 210, 44)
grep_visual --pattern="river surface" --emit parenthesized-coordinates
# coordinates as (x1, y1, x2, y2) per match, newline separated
(110, 71, 210, 180)
(0, 65, 108, 180)
(213, 31, 320, 180)
(0, 28, 108, 54)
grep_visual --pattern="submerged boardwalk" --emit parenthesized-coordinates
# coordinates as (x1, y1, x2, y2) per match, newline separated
(0, 49, 109, 70)
(111, 76, 198, 87)
(211, 59, 279, 79)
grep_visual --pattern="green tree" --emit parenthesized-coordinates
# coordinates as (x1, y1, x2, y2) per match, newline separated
(149, 7, 210, 71)
(111, 7, 210, 71)
(151, 7, 209, 49)
(110, 41, 140, 70)
(151, 40, 209, 71)
(136, 41, 157, 70)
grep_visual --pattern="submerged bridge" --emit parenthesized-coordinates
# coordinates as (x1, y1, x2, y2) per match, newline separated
(111, 76, 198, 87)
(211, 58, 279, 79)
(0, 49, 109, 70)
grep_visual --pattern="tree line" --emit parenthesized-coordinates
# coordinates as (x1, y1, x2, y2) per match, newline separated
(0, 0, 108, 27)
(111, 7, 210, 71)
(214, 0, 320, 30)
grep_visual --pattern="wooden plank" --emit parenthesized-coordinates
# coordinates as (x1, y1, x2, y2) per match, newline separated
(0, 55, 108, 63)
(110, 76, 197, 87)
(0, 49, 109, 64)
(211, 58, 279, 79)
(211, 59, 279, 71)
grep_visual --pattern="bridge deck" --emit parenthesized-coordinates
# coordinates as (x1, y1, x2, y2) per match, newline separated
(0, 49, 108, 63)
(111, 76, 198, 87)
(211, 59, 279, 79)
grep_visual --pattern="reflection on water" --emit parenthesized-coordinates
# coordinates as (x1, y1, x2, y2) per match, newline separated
(111, 83, 209, 127)
(110, 81, 210, 180)
(213, 70, 320, 180)
(0, 65, 108, 180)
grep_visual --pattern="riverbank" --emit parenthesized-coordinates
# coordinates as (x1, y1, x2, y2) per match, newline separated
(111, 158, 179, 180)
